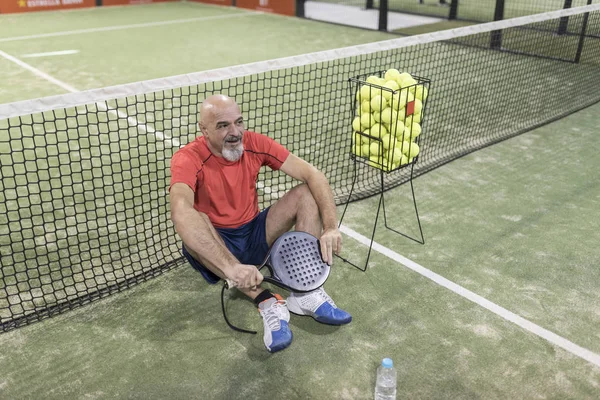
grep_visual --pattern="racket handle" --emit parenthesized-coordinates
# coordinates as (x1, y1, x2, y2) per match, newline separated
(225, 279, 236, 289)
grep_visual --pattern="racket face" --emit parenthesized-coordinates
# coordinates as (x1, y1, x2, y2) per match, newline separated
(267, 231, 330, 292)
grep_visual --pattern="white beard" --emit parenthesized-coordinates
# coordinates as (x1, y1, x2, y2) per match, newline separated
(222, 142, 244, 162)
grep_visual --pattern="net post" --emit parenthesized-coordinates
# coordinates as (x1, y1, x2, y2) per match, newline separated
(378, 0, 388, 32)
(96, 0, 101, 6)
(296, 0, 305, 18)
(558, 0, 574, 35)
(574, 3, 591, 64)
(366, 0, 374, 10)
(449, 0, 459, 20)
(490, 0, 505, 49)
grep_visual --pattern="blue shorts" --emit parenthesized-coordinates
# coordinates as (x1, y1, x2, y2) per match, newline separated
(181, 207, 271, 284)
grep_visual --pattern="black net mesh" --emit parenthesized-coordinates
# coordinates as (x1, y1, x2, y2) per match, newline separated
(1, 8, 599, 332)
(315, 0, 596, 23)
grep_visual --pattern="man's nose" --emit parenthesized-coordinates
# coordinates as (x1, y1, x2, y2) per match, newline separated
(228, 125, 239, 136)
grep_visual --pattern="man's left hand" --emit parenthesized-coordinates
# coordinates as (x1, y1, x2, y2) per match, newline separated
(320, 227, 342, 265)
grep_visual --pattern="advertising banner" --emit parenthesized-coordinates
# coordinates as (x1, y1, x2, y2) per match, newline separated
(0, 0, 95, 14)
(236, 0, 295, 16)
(102, 0, 178, 5)
(187, 0, 233, 6)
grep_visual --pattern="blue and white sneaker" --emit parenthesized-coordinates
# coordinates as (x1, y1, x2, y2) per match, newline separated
(258, 294, 293, 353)
(287, 287, 352, 325)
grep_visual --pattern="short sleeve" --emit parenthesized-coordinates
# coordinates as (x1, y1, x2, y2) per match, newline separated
(169, 150, 201, 192)
(247, 131, 290, 170)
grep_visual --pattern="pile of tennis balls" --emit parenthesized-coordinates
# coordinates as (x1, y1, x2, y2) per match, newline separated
(351, 69, 428, 171)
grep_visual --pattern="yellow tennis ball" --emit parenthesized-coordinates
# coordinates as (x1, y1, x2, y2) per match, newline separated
(369, 142, 382, 157)
(397, 72, 413, 83)
(360, 113, 372, 128)
(384, 69, 401, 82)
(359, 85, 373, 102)
(414, 85, 428, 101)
(381, 121, 390, 135)
(401, 76, 418, 89)
(407, 122, 422, 138)
(372, 110, 382, 123)
(361, 143, 370, 156)
(352, 117, 362, 132)
(385, 80, 400, 91)
(366, 76, 380, 85)
(413, 99, 423, 115)
(399, 140, 411, 155)
(368, 154, 384, 169)
(395, 89, 413, 109)
(390, 120, 405, 137)
(389, 92, 401, 110)
(405, 114, 416, 127)
(370, 123, 388, 139)
(412, 112, 422, 123)
(360, 129, 372, 144)
(370, 95, 387, 112)
(382, 81, 400, 101)
(395, 107, 407, 122)
(408, 142, 420, 158)
(400, 154, 410, 166)
(361, 100, 372, 114)
(381, 108, 398, 125)
(389, 148, 402, 164)
(383, 134, 398, 151)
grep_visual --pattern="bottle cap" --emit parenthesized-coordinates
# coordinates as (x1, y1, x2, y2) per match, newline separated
(382, 358, 393, 368)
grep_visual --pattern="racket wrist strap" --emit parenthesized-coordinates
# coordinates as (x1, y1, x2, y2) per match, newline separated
(253, 289, 276, 306)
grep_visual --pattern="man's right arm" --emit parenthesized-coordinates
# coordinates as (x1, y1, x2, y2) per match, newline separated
(169, 183, 262, 288)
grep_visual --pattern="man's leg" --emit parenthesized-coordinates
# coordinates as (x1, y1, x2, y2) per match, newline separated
(183, 213, 292, 352)
(265, 184, 352, 325)
(265, 183, 321, 245)
(183, 212, 265, 301)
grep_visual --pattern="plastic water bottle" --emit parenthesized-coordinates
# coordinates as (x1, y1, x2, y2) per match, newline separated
(374, 358, 397, 400)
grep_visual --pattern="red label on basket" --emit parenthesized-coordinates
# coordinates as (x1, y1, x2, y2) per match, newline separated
(406, 101, 415, 116)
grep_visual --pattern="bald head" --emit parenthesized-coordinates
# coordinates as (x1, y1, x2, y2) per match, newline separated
(200, 94, 239, 122)
(198, 94, 245, 161)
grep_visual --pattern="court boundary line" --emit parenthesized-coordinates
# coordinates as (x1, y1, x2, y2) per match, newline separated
(0, 49, 78, 92)
(0, 11, 260, 44)
(339, 224, 600, 368)
(0, 49, 178, 146)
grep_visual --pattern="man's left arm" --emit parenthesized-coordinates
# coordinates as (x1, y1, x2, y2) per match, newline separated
(279, 153, 342, 264)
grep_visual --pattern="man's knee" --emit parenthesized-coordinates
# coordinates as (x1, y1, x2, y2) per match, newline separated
(293, 184, 317, 207)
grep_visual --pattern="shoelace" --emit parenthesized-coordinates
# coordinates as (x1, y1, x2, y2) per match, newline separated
(316, 287, 337, 308)
(296, 288, 338, 312)
(261, 300, 288, 330)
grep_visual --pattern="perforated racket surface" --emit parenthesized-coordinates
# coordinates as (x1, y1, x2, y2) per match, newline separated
(226, 231, 330, 292)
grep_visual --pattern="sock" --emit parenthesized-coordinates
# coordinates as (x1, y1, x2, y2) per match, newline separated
(253, 289, 276, 306)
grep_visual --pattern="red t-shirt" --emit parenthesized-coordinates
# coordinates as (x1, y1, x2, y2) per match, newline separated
(169, 131, 290, 228)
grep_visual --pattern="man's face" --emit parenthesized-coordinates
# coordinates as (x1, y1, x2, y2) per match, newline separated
(201, 102, 245, 161)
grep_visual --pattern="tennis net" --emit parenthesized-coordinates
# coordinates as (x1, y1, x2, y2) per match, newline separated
(315, 0, 596, 24)
(1, 4, 599, 332)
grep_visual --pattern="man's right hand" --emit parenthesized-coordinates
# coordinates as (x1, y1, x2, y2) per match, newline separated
(227, 264, 263, 289)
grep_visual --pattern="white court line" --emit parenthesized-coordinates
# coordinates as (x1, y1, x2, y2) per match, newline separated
(0, 49, 78, 93)
(0, 49, 179, 147)
(339, 224, 600, 368)
(22, 50, 79, 58)
(0, 12, 261, 43)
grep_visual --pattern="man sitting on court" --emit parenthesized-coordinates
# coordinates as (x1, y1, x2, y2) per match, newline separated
(169, 94, 352, 353)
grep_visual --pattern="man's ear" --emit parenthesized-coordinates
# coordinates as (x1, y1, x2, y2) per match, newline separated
(198, 122, 206, 135)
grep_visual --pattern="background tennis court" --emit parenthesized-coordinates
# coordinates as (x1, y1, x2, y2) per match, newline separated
(1, 2, 599, 399)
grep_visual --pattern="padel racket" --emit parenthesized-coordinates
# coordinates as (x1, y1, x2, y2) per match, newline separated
(226, 231, 330, 292)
